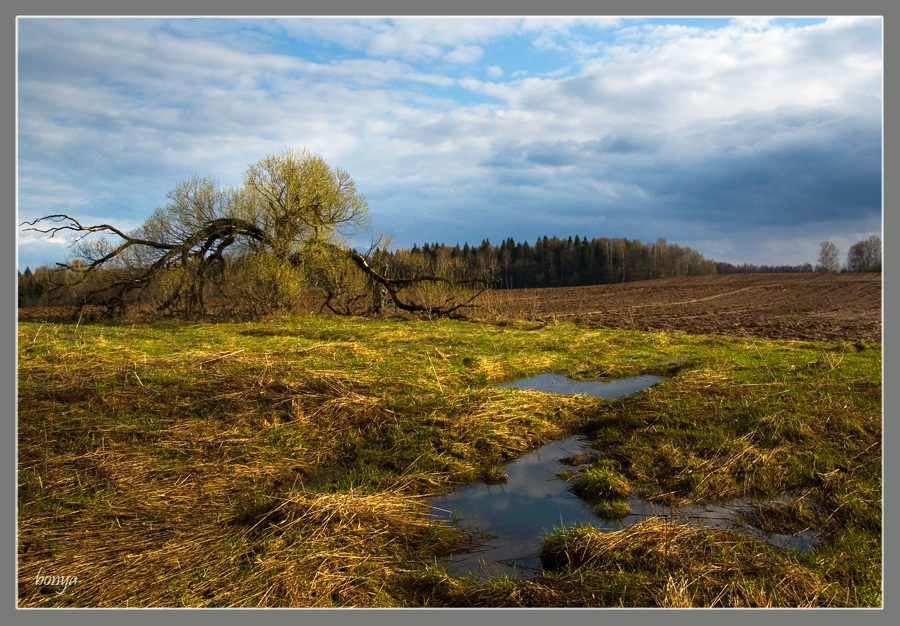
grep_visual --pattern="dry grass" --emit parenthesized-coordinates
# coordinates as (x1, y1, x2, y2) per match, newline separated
(17, 317, 602, 606)
(20, 488, 456, 607)
(17, 315, 881, 607)
(17, 331, 434, 606)
(539, 519, 843, 607)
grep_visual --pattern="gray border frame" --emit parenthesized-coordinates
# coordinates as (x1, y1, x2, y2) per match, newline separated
(7, 1, 892, 625)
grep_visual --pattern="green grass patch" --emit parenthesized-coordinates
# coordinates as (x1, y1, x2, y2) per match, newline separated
(17, 314, 881, 607)
(573, 466, 632, 500)
(592, 500, 632, 520)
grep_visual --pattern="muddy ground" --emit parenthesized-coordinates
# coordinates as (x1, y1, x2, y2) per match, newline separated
(479, 273, 882, 343)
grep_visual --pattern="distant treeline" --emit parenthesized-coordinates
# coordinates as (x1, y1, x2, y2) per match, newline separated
(16, 235, 823, 308)
(379, 236, 820, 290)
(716, 262, 813, 274)
(390, 237, 822, 290)
(396, 236, 727, 289)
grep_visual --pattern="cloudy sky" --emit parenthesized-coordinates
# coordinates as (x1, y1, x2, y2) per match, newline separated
(16, 16, 883, 271)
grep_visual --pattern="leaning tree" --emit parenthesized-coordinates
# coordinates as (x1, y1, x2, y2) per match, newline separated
(21, 148, 496, 318)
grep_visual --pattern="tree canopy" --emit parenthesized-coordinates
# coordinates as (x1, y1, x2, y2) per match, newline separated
(846, 235, 882, 273)
(21, 148, 494, 318)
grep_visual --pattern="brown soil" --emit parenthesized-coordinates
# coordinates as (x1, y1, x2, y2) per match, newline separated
(17, 273, 882, 344)
(480, 273, 882, 343)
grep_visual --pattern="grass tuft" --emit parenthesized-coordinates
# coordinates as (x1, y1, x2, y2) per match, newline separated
(573, 467, 632, 500)
(593, 500, 632, 520)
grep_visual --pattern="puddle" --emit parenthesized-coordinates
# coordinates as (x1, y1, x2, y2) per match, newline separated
(430, 435, 599, 580)
(430, 434, 819, 581)
(498, 373, 667, 398)
(606, 497, 819, 552)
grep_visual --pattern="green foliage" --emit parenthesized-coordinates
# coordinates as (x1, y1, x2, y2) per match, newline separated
(22, 148, 371, 317)
(220, 252, 307, 316)
(593, 499, 632, 519)
(240, 147, 369, 255)
(573, 466, 632, 500)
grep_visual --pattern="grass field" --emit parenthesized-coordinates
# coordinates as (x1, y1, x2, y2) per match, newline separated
(17, 314, 881, 607)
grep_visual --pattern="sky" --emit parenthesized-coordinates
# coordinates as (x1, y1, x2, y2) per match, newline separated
(16, 16, 883, 271)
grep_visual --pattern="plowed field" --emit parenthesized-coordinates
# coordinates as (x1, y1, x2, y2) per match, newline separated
(18, 273, 882, 343)
(482, 273, 882, 343)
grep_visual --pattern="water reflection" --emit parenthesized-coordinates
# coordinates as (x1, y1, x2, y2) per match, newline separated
(431, 436, 597, 579)
(498, 373, 667, 398)
(430, 433, 818, 581)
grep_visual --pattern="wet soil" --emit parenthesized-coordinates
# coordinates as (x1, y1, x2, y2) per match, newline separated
(482, 273, 881, 343)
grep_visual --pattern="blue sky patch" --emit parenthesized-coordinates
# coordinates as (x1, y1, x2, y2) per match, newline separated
(16, 16, 881, 270)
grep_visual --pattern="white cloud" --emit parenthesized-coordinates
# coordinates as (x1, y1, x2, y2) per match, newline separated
(729, 16, 775, 32)
(444, 44, 484, 64)
(16, 17, 882, 269)
(498, 17, 883, 134)
(360, 17, 517, 60)
(18, 233, 69, 246)
(277, 17, 620, 65)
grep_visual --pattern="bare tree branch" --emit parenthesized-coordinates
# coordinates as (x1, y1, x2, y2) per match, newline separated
(20, 150, 496, 319)
(348, 251, 493, 316)
(21, 214, 276, 315)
